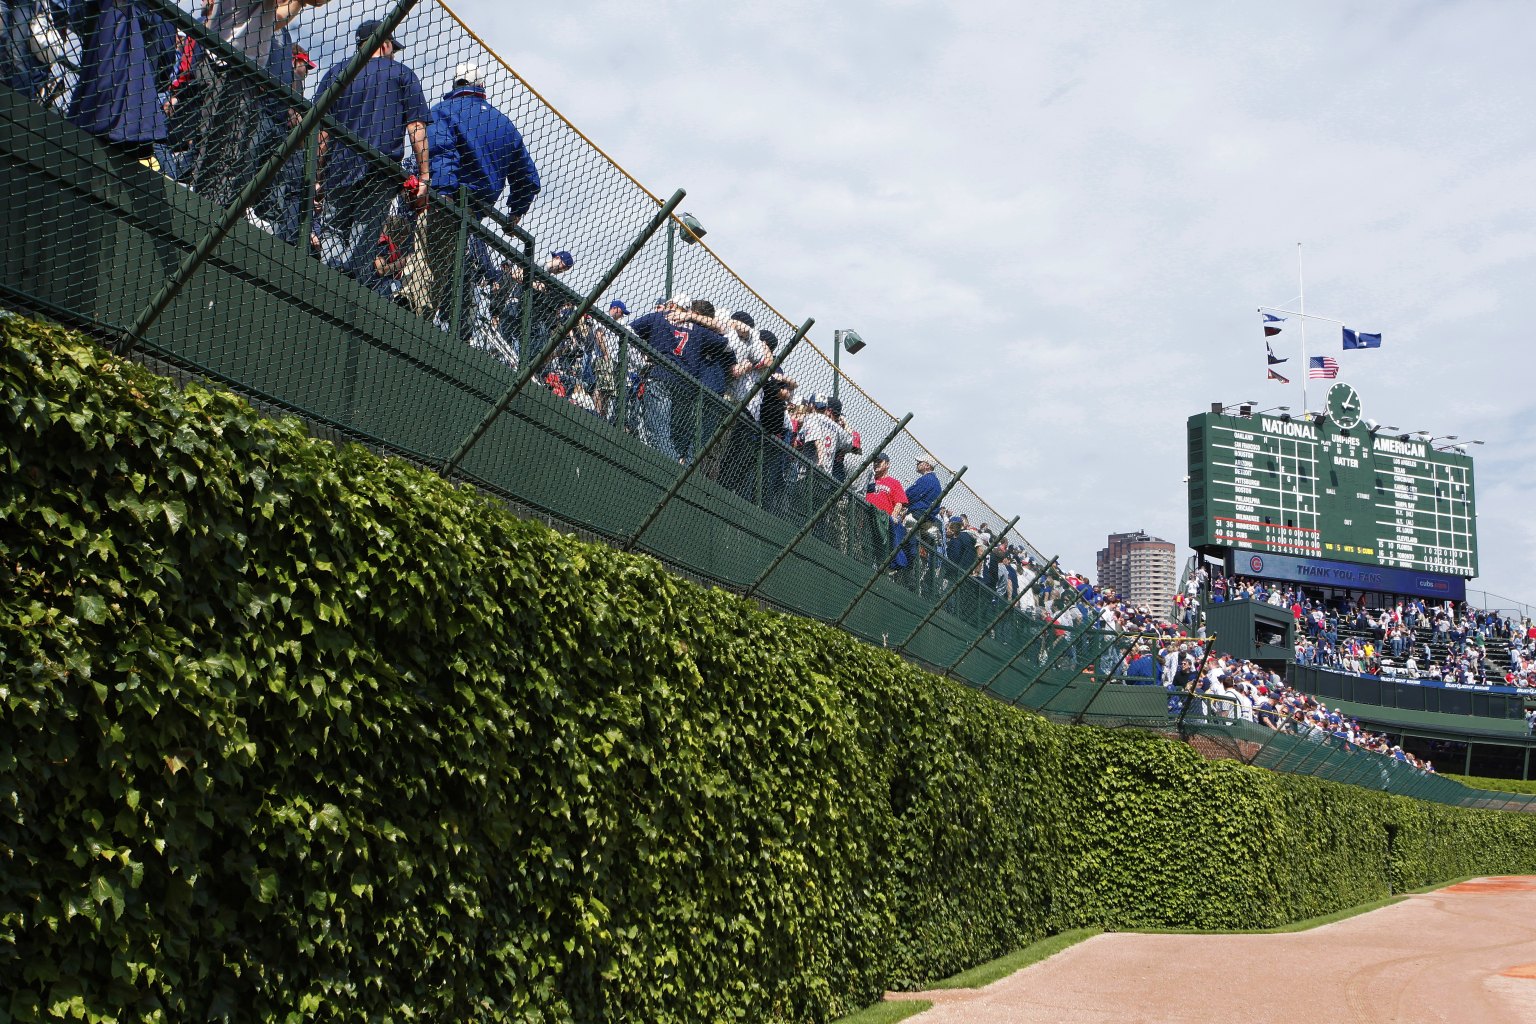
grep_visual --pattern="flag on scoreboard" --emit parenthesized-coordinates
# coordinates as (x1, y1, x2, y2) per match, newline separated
(1342, 327, 1382, 349)
(1262, 312, 1285, 337)
(1268, 367, 1290, 384)
(1266, 341, 1287, 365)
(1309, 356, 1339, 379)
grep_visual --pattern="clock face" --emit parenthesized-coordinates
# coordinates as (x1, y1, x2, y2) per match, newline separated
(1327, 382, 1361, 430)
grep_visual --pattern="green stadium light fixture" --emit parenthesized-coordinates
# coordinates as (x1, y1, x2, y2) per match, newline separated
(832, 329, 865, 402)
(677, 212, 707, 244)
(1255, 405, 1289, 415)
(663, 211, 707, 297)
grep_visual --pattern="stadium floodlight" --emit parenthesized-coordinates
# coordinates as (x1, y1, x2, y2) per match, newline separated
(832, 329, 865, 401)
(1255, 405, 1289, 415)
(677, 212, 707, 244)
(664, 211, 708, 296)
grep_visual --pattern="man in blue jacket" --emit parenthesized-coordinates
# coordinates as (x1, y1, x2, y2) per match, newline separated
(421, 61, 541, 336)
(316, 19, 430, 283)
(901, 458, 942, 594)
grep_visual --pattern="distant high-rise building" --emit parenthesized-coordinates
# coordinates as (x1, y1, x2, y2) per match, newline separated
(1097, 530, 1177, 617)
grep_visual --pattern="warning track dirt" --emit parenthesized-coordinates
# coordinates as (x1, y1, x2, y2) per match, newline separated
(887, 877, 1536, 1023)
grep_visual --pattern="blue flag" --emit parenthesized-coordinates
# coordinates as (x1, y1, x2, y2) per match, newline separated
(1342, 328, 1382, 350)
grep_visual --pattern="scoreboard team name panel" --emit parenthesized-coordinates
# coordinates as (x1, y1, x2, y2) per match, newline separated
(1187, 412, 1477, 577)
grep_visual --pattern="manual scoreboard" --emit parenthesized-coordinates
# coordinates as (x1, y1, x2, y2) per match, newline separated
(1187, 385, 1477, 578)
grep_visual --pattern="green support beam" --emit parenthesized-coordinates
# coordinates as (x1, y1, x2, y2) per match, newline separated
(744, 414, 913, 600)
(118, 0, 423, 353)
(943, 554, 1058, 675)
(978, 579, 1088, 696)
(831, 466, 969, 628)
(895, 515, 1020, 656)
(442, 188, 685, 477)
(624, 319, 812, 552)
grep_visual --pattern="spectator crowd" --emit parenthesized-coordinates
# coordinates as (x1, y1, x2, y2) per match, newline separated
(1183, 566, 1535, 690)
(1112, 587, 1440, 774)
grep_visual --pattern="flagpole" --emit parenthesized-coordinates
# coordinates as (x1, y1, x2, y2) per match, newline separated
(1258, 307, 1344, 326)
(1298, 242, 1307, 411)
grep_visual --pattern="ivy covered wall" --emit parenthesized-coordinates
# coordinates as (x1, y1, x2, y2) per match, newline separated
(4, 319, 1534, 1023)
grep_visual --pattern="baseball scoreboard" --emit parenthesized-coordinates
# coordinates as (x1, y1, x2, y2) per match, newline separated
(1187, 383, 1478, 582)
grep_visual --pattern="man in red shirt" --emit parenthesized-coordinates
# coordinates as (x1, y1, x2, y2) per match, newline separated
(864, 454, 907, 570)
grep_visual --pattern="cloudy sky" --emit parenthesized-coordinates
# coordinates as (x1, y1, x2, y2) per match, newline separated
(444, 0, 1533, 608)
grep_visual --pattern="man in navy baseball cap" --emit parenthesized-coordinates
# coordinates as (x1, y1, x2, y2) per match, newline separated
(355, 19, 404, 50)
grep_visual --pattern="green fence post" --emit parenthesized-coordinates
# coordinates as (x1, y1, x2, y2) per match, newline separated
(1069, 629, 1142, 724)
(116, 0, 423, 353)
(517, 236, 536, 367)
(934, 538, 1049, 672)
(1014, 614, 1106, 708)
(449, 185, 470, 340)
(978, 581, 1089, 696)
(624, 320, 812, 551)
(832, 467, 969, 628)
(744, 414, 913, 600)
(1176, 634, 1220, 736)
(754, 425, 766, 505)
(1070, 626, 1138, 725)
(297, 130, 318, 251)
(1043, 629, 1128, 718)
(612, 329, 630, 431)
(664, 220, 675, 298)
(895, 515, 1020, 655)
(442, 188, 685, 477)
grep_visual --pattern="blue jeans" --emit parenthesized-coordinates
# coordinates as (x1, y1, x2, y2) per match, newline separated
(325, 174, 397, 284)
(642, 378, 679, 462)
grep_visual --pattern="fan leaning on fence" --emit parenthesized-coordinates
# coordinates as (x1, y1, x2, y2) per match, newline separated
(411, 59, 541, 338)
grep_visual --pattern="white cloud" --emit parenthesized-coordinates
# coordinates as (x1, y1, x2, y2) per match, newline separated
(433, 0, 1535, 601)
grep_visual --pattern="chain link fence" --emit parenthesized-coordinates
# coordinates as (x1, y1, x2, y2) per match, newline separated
(1, 0, 1523, 810)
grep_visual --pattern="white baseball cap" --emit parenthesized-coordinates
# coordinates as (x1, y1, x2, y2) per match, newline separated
(453, 62, 485, 87)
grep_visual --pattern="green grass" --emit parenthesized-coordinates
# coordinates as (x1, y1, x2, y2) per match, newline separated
(1444, 773, 1536, 795)
(1405, 874, 1476, 894)
(830, 1000, 932, 1024)
(1118, 875, 1479, 937)
(929, 928, 1101, 989)
(1119, 895, 1406, 935)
